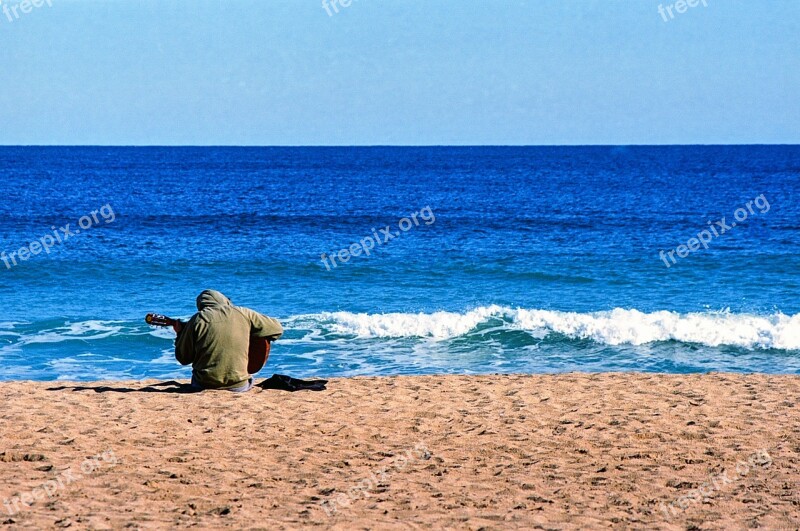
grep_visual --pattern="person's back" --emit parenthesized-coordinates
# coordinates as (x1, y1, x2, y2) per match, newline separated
(175, 290, 283, 392)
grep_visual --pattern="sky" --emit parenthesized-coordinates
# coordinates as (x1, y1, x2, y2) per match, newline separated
(0, 0, 797, 146)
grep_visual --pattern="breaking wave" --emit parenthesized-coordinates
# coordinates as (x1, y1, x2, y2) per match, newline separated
(300, 306, 800, 350)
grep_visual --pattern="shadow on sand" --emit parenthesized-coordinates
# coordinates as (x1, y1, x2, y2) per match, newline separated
(47, 380, 198, 394)
(47, 375, 329, 394)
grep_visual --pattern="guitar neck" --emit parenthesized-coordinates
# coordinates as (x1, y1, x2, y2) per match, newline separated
(145, 313, 183, 327)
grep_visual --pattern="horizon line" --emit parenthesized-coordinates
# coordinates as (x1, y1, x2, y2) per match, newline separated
(0, 143, 798, 148)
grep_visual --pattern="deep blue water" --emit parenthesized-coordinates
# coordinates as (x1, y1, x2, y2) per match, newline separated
(0, 146, 798, 381)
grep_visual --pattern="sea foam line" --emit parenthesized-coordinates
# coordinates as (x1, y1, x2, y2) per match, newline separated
(10, 308, 800, 351)
(295, 306, 800, 350)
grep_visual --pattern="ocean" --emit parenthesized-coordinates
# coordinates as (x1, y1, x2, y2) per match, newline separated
(0, 146, 798, 381)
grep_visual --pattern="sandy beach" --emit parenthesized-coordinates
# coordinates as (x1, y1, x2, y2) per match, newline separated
(1, 373, 799, 530)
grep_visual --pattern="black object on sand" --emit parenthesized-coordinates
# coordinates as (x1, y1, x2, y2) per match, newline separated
(258, 374, 328, 392)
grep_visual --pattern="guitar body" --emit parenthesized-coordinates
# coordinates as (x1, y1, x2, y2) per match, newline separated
(146, 313, 271, 375)
(247, 336, 270, 375)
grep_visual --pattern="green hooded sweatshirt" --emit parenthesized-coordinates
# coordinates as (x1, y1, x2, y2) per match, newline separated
(175, 290, 283, 390)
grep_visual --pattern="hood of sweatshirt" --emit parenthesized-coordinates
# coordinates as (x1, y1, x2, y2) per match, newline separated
(196, 290, 232, 311)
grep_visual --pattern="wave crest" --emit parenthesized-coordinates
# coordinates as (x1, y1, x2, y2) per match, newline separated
(309, 306, 800, 350)
(320, 305, 506, 340)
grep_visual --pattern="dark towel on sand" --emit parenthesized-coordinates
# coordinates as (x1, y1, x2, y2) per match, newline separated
(257, 374, 328, 392)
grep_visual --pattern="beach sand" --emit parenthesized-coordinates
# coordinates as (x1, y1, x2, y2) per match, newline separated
(1, 373, 799, 530)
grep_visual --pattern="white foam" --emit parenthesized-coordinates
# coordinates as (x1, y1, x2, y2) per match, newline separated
(319, 305, 507, 340)
(293, 306, 800, 350)
(149, 328, 176, 340)
(150, 348, 177, 365)
(21, 320, 125, 345)
(511, 308, 800, 349)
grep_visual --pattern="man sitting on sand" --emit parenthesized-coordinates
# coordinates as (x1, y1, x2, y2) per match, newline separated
(173, 289, 283, 392)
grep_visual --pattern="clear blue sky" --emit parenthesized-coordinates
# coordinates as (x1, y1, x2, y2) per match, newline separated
(1, 0, 797, 145)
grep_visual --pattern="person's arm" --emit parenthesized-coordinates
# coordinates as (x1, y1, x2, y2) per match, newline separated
(174, 320, 196, 365)
(241, 308, 284, 341)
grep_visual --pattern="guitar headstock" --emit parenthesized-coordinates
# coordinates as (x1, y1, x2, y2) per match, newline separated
(145, 313, 174, 327)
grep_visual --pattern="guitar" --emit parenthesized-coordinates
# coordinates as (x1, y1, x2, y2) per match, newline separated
(145, 313, 270, 375)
